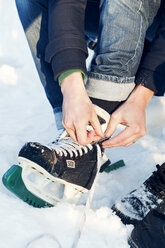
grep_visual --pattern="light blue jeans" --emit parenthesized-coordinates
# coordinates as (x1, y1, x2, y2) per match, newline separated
(15, 0, 161, 129)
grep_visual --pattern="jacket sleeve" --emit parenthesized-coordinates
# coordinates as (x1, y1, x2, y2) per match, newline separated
(135, 6, 165, 96)
(45, 0, 88, 80)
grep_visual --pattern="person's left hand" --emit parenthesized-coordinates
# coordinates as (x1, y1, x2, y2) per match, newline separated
(102, 85, 154, 148)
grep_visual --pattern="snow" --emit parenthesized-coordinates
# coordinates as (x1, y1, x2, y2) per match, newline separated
(0, 1, 165, 248)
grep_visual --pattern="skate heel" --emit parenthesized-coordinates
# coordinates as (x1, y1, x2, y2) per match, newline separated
(2, 165, 53, 208)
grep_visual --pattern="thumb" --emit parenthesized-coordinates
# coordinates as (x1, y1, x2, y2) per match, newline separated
(90, 113, 104, 137)
(105, 113, 121, 137)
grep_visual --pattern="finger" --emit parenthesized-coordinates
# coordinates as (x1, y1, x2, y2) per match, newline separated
(87, 130, 95, 139)
(102, 127, 136, 148)
(90, 113, 104, 137)
(91, 135, 102, 143)
(109, 136, 137, 147)
(86, 130, 100, 144)
(124, 141, 136, 147)
(105, 113, 121, 137)
(62, 122, 78, 142)
(119, 134, 139, 147)
(65, 127, 78, 142)
(87, 130, 95, 142)
(102, 129, 133, 147)
(86, 130, 95, 143)
(75, 124, 88, 145)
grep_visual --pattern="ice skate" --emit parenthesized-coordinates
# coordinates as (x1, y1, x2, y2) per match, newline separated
(3, 105, 111, 207)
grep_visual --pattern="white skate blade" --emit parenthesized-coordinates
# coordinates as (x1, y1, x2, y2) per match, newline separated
(19, 157, 88, 206)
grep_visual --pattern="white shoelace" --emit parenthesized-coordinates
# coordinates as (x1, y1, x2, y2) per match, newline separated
(47, 137, 93, 158)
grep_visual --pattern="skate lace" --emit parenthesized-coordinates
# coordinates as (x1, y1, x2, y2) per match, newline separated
(48, 137, 93, 158)
(146, 163, 165, 194)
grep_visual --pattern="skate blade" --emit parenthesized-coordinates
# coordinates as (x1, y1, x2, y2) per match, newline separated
(19, 157, 88, 206)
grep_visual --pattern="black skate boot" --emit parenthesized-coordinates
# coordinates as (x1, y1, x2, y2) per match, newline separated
(18, 137, 108, 206)
(17, 105, 111, 206)
(112, 162, 165, 224)
(129, 201, 165, 248)
(2, 137, 110, 208)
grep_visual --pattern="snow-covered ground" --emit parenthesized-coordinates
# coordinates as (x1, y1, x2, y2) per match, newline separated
(0, 1, 165, 248)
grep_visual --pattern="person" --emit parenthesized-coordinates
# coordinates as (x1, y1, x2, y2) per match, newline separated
(11, 2, 165, 247)
(12, 0, 163, 207)
(15, 0, 161, 147)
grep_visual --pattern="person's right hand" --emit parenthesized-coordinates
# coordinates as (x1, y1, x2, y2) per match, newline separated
(61, 72, 103, 145)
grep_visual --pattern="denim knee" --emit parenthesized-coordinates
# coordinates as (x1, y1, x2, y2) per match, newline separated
(89, 0, 160, 80)
(86, 0, 161, 101)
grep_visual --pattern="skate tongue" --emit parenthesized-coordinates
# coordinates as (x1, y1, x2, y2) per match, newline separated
(25, 234, 62, 248)
(94, 104, 110, 132)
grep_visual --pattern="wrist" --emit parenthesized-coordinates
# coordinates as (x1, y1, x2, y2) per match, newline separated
(61, 72, 86, 96)
(127, 84, 154, 108)
(58, 69, 86, 86)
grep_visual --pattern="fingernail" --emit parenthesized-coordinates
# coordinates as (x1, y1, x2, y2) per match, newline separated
(105, 134, 111, 139)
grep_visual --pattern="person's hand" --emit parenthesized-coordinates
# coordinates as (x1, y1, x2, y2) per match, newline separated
(102, 85, 154, 148)
(61, 72, 103, 145)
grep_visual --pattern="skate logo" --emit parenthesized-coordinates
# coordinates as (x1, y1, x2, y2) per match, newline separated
(66, 160, 75, 168)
